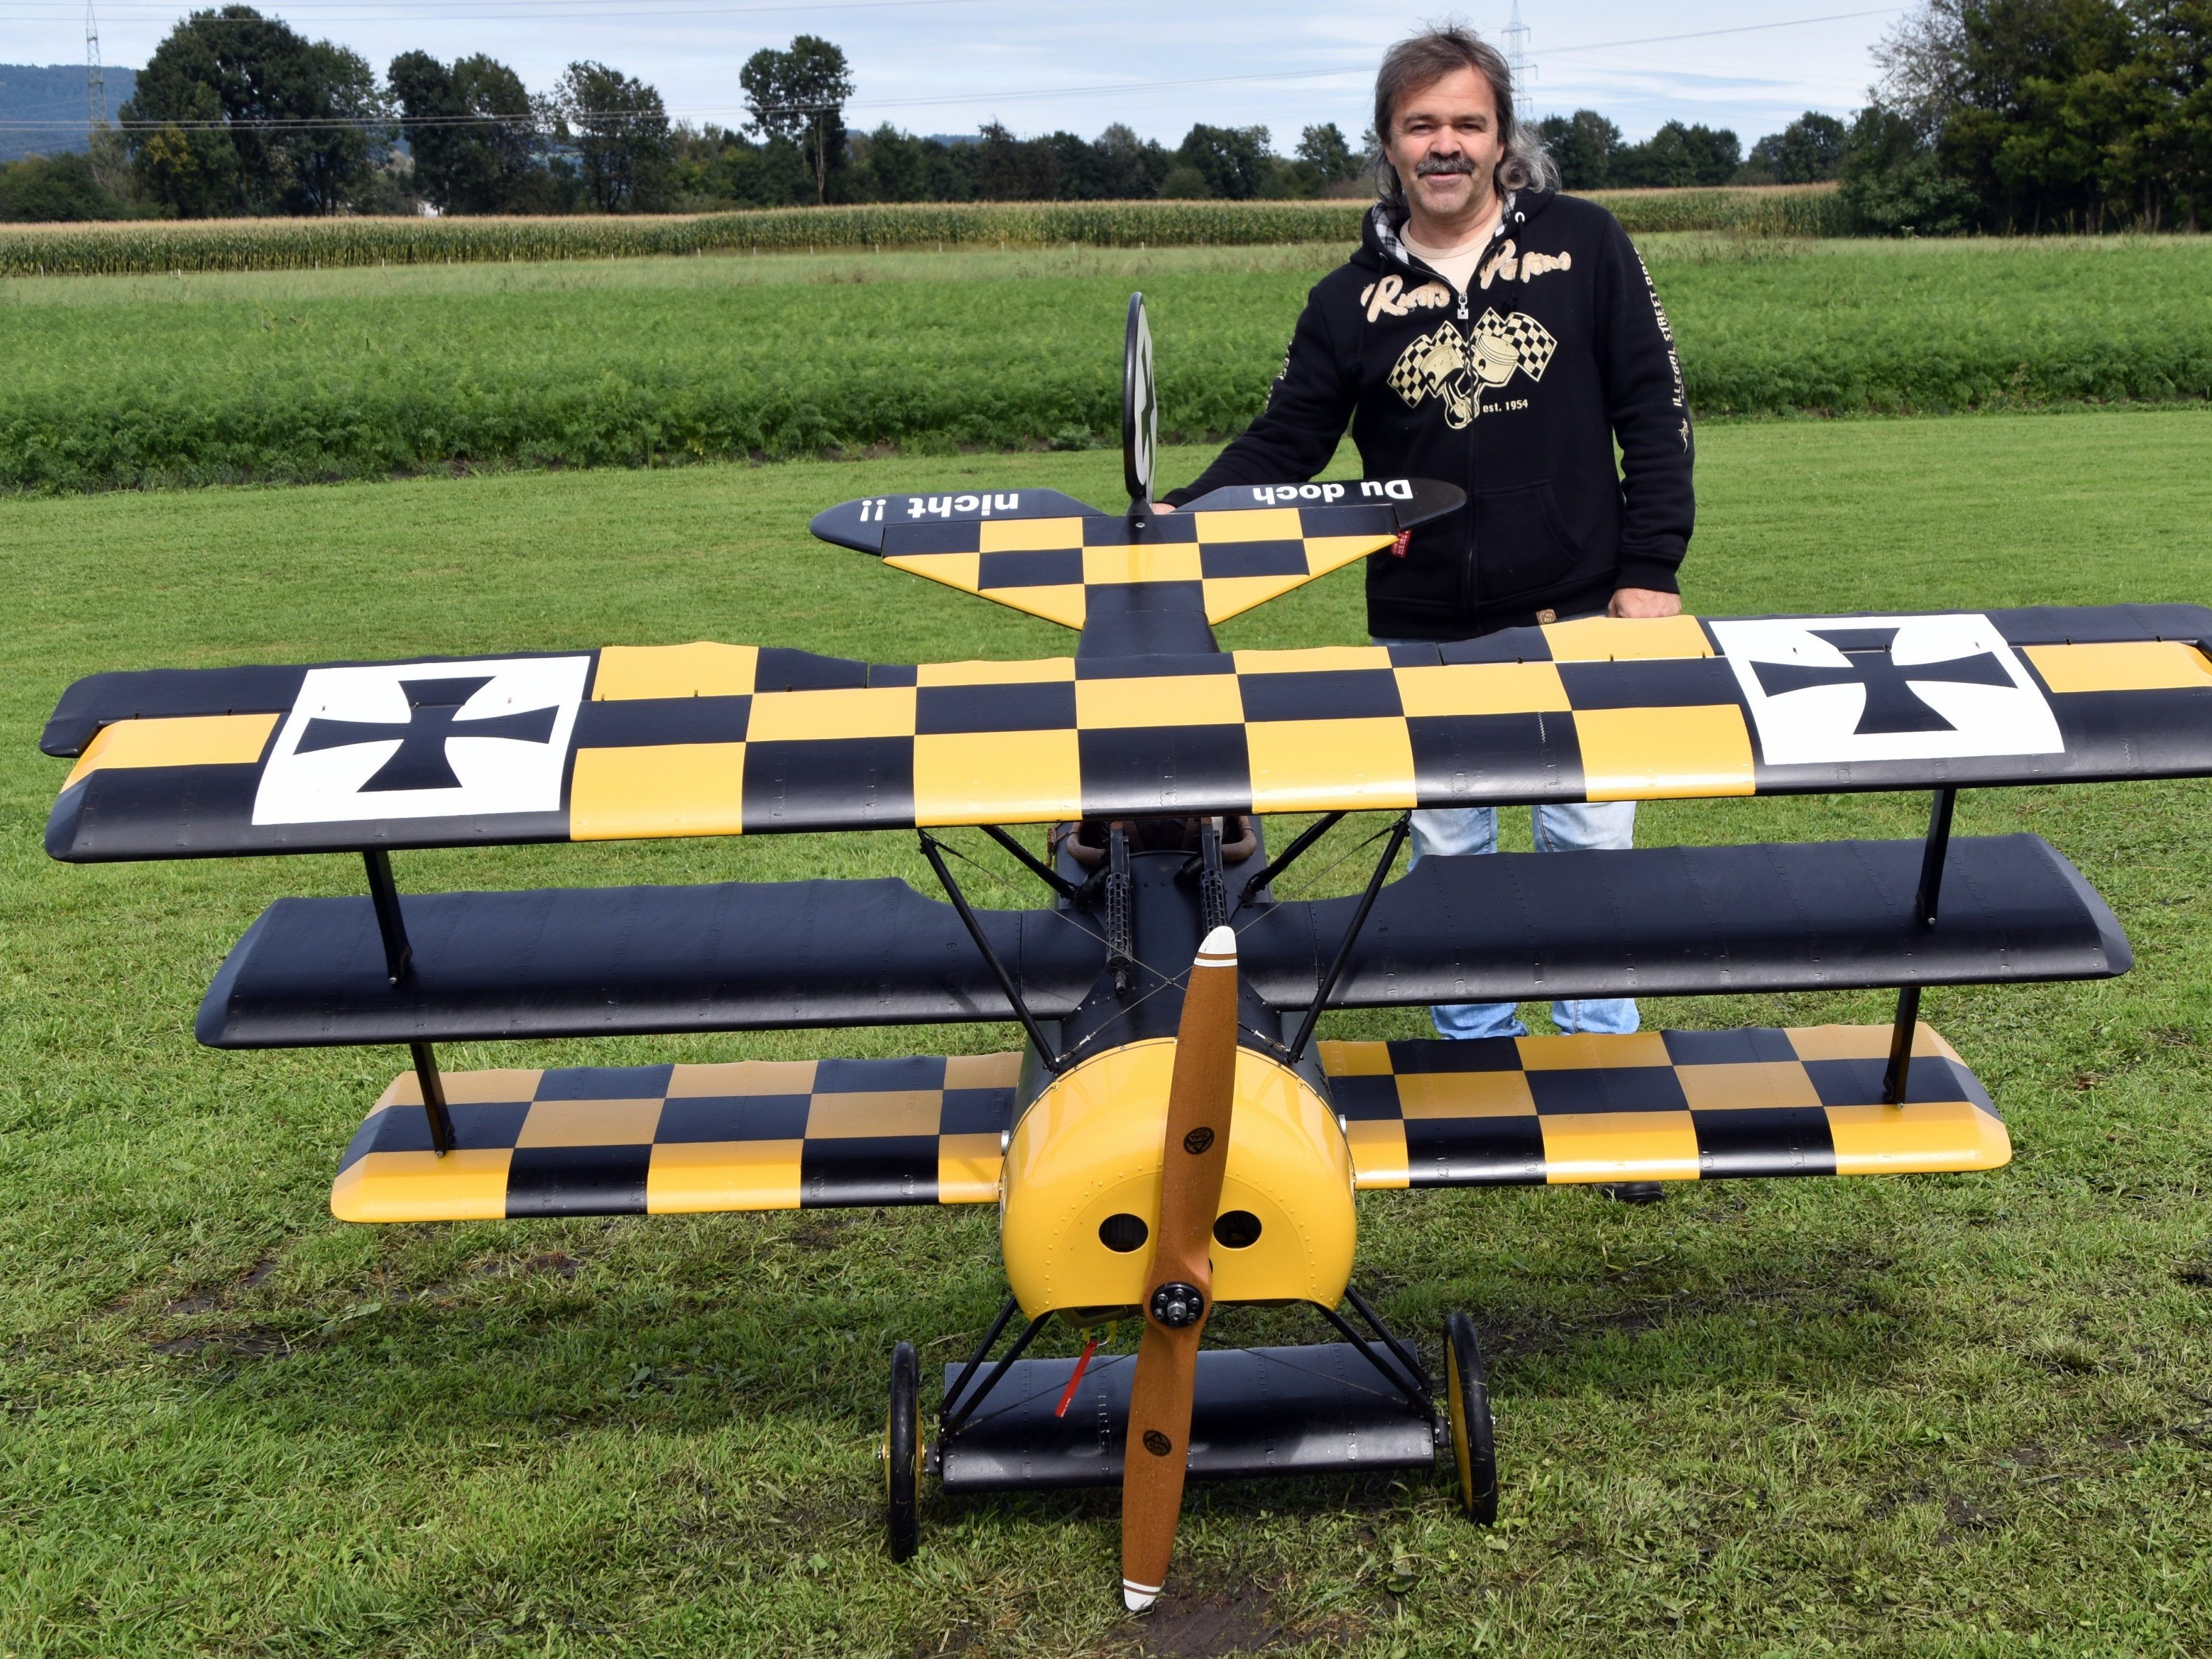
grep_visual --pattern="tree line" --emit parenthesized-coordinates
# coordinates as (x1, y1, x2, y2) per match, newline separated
(1, 1, 2204, 232)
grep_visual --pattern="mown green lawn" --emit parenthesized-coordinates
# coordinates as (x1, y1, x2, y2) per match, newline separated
(2, 409, 2209, 1656)
(3, 236, 2208, 492)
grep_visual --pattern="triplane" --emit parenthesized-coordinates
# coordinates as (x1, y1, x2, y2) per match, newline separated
(41, 296, 2212, 1608)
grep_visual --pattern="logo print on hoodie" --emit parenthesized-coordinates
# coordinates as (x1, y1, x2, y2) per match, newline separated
(1387, 308, 1558, 428)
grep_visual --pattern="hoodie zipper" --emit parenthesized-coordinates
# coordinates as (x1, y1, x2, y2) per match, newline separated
(1375, 199, 1528, 625)
(1430, 208, 1524, 617)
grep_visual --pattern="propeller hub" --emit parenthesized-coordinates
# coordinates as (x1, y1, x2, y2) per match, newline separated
(1149, 1281, 1206, 1328)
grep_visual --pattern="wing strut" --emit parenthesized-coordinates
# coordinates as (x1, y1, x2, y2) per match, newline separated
(363, 849, 413, 984)
(1884, 787, 1958, 1106)
(918, 832, 1066, 1074)
(361, 848, 454, 1155)
(978, 823, 1084, 903)
(407, 1042, 456, 1157)
(1285, 816, 1411, 1065)
(1234, 811, 1348, 913)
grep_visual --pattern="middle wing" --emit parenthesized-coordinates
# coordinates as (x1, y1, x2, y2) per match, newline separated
(43, 605, 2212, 862)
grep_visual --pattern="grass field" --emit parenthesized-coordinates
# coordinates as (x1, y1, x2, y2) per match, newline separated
(4, 236, 2208, 493)
(2, 409, 2209, 1655)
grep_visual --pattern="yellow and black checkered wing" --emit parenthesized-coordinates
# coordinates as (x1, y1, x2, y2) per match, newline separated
(41, 606, 2212, 861)
(332, 1052, 1023, 1222)
(1322, 1024, 2009, 1190)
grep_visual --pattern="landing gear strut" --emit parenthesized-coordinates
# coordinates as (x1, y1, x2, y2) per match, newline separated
(879, 1298, 1503, 1550)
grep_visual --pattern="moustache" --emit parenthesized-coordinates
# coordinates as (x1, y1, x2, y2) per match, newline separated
(1415, 155, 1476, 178)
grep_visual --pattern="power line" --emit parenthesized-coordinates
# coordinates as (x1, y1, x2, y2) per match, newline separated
(1537, 7, 1903, 57)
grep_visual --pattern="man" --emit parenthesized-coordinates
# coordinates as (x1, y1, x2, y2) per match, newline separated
(1158, 26, 1693, 1110)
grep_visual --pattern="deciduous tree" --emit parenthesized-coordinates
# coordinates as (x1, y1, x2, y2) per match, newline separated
(122, 6, 384, 216)
(1295, 122, 1359, 183)
(740, 35, 853, 205)
(1537, 109, 1620, 189)
(557, 61, 672, 213)
(1175, 123, 1273, 199)
(1748, 111, 1850, 182)
(389, 51, 543, 214)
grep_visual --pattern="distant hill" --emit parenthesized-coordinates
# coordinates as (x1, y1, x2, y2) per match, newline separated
(1, 63, 139, 163)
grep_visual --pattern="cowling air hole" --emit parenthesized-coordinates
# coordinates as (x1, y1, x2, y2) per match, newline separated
(1098, 1213, 1150, 1253)
(1212, 1211, 1263, 1249)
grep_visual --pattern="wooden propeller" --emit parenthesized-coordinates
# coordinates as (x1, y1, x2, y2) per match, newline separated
(1121, 924, 1239, 1612)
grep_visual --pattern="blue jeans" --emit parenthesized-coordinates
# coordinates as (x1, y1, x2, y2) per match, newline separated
(1377, 635, 1640, 1041)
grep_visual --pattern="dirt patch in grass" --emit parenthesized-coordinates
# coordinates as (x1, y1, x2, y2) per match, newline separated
(159, 1253, 280, 1317)
(1115, 1573, 1360, 1658)
(149, 1325, 292, 1360)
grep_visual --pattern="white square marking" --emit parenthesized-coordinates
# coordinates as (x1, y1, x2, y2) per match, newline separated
(251, 656, 589, 825)
(1710, 614, 2063, 766)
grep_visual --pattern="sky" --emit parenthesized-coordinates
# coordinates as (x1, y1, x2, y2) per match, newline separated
(5, 0, 1909, 146)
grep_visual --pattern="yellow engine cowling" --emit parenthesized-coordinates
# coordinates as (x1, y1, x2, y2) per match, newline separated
(1000, 1038, 1356, 1319)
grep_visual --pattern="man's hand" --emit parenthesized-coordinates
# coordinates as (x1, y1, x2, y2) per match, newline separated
(1151, 502, 1176, 514)
(1608, 587, 1682, 619)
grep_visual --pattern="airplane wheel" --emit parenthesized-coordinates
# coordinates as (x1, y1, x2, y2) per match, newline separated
(1443, 1312, 1498, 1525)
(885, 1340, 921, 1561)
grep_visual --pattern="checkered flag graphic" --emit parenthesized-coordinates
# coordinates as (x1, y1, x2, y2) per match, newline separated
(1476, 308, 1558, 381)
(1388, 324, 1469, 409)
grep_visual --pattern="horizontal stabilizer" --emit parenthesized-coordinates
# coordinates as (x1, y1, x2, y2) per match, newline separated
(861, 499, 1402, 631)
(809, 487, 1106, 554)
(1173, 476, 1463, 525)
(331, 1052, 1022, 1223)
(44, 605, 2212, 861)
(1326, 1024, 2007, 1188)
(1244, 834, 2129, 1009)
(810, 480, 1463, 632)
(203, 877, 1102, 1048)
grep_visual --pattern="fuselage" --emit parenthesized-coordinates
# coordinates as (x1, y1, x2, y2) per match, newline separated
(997, 843, 1359, 1321)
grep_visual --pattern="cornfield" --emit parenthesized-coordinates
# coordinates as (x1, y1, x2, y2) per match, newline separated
(0, 188, 1849, 279)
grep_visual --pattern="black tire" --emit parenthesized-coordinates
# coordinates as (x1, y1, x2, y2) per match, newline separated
(1443, 1312, 1498, 1525)
(886, 1340, 921, 1561)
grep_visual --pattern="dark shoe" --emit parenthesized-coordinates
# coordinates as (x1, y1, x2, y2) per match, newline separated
(1598, 1182, 1666, 1205)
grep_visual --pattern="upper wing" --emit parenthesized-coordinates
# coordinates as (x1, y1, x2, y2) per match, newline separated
(810, 479, 1461, 630)
(43, 605, 2212, 862)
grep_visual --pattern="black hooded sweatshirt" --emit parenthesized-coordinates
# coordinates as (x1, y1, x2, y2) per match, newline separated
(1162, 191, 1695, 641)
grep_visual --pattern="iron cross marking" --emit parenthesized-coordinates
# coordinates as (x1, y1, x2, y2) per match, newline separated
(1749, 629, 2016, 736)
(296, 675, 561, 792)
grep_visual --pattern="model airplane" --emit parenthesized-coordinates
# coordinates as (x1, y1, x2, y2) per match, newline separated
(41, 295, 2212, 1610)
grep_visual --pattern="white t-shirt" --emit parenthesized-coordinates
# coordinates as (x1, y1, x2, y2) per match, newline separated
(1401, 211, 1503, 295)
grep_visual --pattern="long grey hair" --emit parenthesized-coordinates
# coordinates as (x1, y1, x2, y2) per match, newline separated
(1372, 25, 1558, 205)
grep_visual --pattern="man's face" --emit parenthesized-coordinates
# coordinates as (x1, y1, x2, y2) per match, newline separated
(1385, 66, 1504, 224)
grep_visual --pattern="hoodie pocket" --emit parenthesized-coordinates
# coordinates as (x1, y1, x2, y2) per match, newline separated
(1474, 482, 1586, 604)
